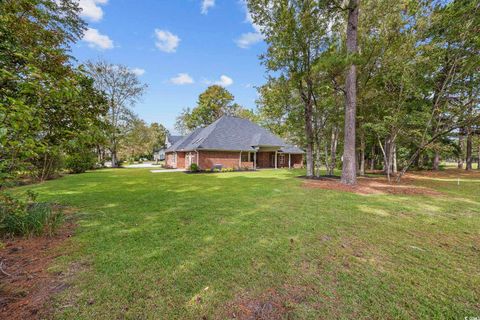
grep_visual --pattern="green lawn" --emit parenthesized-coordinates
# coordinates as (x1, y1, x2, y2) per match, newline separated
(20, 168, 480, 319)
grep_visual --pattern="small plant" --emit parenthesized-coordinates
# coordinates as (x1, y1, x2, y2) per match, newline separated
(0, 191, 64, 237)
(189, 163, 199, 172)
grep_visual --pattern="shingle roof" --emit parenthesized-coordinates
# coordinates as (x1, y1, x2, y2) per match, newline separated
(167, 135, 184, 145)
(166, 115, 304, 154)
(279, 145, 304, 154)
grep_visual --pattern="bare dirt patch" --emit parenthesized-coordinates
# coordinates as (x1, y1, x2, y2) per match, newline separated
(302, 176, 443, 196)
(224, 285, 316, 320)
(0, 210, 77, 320)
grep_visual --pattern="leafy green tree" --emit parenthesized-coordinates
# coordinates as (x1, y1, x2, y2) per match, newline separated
(86, 60, 148, 167)
(0, 0, 108, 183)
(119, 119, 151, 161)
(149, 122, 169, 153)
(247, 0, 331, 177)
(175, 85, 256, 133)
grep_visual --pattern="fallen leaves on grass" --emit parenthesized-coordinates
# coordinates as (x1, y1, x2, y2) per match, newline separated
(225, 285, 316, 320)
(303, 176, 443, 196)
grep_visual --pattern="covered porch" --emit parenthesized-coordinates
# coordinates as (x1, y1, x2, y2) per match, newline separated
(240, 147, 303, 170)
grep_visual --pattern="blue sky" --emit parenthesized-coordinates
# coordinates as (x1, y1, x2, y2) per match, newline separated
(73, 0, 266, 133)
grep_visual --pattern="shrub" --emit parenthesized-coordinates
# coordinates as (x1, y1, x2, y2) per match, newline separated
(64, 150, 97, 174)
(0, 191, 64, 237)
(189, 163, 199, 172)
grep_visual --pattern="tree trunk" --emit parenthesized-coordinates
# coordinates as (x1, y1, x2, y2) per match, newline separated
(328, 127, 338, 176)
(304, 100, 314, 177)
(315, 139, 322, 178)
(341, 0, 359, 185)
(359, 133, 365, 176)
(378, 137, 391, 182)
(477, 144, 480, 170)
(370, 144, 375, 171)
(433, 151, 440, 170)
(458, 133, 464, 169)
(466, 129, 472, 170)
(392, 143, 397, 174)
(111, 150, 118, 168)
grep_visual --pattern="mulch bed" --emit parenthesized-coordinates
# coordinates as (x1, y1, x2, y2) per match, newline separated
(0, 213, 76, 320)
(302, 176, 443, 196)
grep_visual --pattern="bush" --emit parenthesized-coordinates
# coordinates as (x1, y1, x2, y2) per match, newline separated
(64, 150, 97, 174)
(189, 163, 199, 172)
(0, 191, 64, 237)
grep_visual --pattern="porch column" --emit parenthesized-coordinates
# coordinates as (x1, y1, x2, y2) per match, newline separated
(289, 153, 291, 169)
(275, 151, 278, 169)
(253, 152, 257, 170)
(239, 151, 242, 169)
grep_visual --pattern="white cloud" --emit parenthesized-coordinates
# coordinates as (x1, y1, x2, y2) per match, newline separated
(131, 68, 145, 76)
(235, 32, 263, 49)
(83, 28, 114, 49)
(243, 2, 262, 33)
(77, 0, 108, 22)
(236, 1, 264, 49)
(154, 29, 180, 53)
(214, 75, 234, 87)
(201, 0, 215, 14)
(170, 73, 194, 85)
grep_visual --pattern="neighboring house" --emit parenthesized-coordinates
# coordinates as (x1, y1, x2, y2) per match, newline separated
(153, 148, 165, 162)
(165, 134, 185, 148)
(165, 115, 304, 170)
(153, 135, 185, 162)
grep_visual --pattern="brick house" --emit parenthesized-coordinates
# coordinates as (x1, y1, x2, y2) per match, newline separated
(165, 116, 304, 170)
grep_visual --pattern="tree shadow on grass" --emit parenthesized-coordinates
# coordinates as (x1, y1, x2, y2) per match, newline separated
(19, 168, 480, 319)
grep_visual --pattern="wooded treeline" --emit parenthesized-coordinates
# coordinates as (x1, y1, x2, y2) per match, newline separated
(2, 0, 479, 188)
(248, 0, 480, 183)
(0, 0, 166, 187)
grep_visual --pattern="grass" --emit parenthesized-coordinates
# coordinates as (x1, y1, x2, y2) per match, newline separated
(16, 168, 480, 319)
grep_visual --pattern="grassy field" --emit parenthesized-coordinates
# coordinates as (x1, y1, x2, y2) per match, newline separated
(17, 168, 480, 319)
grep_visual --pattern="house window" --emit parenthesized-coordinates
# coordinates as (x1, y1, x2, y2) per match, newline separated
(279, 154, 285, 165)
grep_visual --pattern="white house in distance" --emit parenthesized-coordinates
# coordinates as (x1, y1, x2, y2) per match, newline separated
(153, 134, 184, 162)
